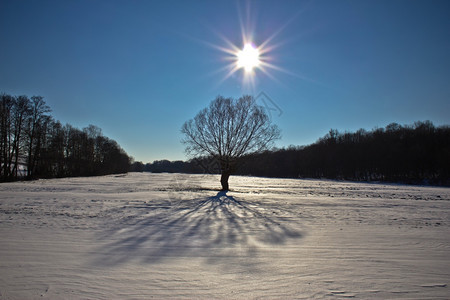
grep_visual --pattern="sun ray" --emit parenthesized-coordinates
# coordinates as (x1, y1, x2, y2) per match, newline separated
(185, 2, 314, 93)
(258, 8, 306, 51)
(208, 64, 243, 91)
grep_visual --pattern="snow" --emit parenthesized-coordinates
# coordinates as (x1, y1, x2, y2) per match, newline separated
(0, 172, 449, 299)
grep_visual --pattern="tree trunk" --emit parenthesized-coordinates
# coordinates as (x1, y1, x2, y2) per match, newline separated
(220, 171, 230, 191)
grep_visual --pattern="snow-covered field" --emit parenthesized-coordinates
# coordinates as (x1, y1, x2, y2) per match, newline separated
(0, 173, 449, 299)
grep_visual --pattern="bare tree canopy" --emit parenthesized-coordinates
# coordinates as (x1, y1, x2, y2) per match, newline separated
(181, 95, 281, 190)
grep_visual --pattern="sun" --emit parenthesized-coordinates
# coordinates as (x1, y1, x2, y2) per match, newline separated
(237, 43, 260, 72)
(199, 1, 308, 92)
(203, 7, 300, 91)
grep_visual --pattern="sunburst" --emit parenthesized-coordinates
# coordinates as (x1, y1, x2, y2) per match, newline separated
(196, 3, 308, 93)
(237, 43, 260, 72)
(209, 26, 297, 92)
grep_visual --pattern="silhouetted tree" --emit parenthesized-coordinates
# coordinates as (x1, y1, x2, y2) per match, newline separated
(0, 93, 131, 181)
(11, 96, 30, 178)
(25, 96, 51, 178)
(181, 95, 281, 190)
(130, 161, 145, 172)
(0, 94, 15, 180)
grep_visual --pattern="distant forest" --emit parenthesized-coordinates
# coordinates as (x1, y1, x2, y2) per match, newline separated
(132, 121, 450, 186)
(1, 93, 130, 181)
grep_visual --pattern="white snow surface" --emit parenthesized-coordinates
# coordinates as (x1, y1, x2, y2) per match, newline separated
(0, 172, 449, 299)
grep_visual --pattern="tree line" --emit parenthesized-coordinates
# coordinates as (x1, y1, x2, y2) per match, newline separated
(133, 121, 450, 186)
(1, 93, 130, 181)
(238, 121, 450, 185)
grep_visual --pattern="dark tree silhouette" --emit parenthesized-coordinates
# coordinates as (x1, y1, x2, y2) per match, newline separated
(0, 94, 15, 180)
(0, 93, 131, 181)
(181, 95, 281, 190)
(25, 96, 51, 178)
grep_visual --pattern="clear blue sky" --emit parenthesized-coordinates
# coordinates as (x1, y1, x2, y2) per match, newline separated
(1, 0, 449, 163)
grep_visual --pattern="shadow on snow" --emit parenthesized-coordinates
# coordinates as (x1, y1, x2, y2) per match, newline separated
(94, 191, 302, 268)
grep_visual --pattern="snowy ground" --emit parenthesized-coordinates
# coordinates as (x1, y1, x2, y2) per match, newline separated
(0, 172, 449, 299)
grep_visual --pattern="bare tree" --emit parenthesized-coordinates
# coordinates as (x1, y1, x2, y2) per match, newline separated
(0, 94, 15, 180)
(181, 95, 281, 191)
(11, 96, 30, 178)
(25, 96, 51, 178)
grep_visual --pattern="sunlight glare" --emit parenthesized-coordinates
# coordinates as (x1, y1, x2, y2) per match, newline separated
(237, 43, 260, 72)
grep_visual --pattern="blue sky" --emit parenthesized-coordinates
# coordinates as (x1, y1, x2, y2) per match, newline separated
(1, 0, 449, 163)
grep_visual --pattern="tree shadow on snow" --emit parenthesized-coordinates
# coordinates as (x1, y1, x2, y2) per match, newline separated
(94, 191, 303, 268)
